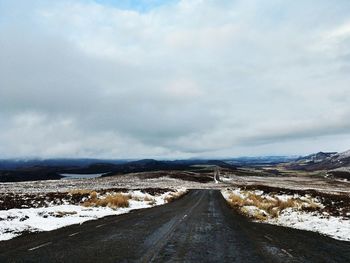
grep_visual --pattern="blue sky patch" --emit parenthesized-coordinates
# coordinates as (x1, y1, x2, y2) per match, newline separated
(93, 0, 177, 12)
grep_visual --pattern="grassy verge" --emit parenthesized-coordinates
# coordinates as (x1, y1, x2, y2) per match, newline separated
(224, 189, 322, 220)
(83, 192, 131, 209)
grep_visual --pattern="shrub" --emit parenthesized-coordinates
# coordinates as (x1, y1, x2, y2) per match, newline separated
(224, 189, 318, 220)
(228, 194, 245, 207)
(90, 191, 98, 200)
(69, 189, 93, 195)
(144, 196, 153, 202)
(253, 210, 268, 221)
(83, 193, 130, 209)
(276, 198, 297, 211)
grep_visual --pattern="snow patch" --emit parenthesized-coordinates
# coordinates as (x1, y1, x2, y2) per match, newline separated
(222, 188, 349, 242)
(0, 189, 187, 241)
(268, 209, 350, 242)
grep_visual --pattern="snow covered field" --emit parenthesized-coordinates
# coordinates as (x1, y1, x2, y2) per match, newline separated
(0, 189, 187, 241)
(267, 208, 350, 242)
(1, 170, 349, 243)
(222, 174, 350, 194)
(222, 188, 350, 242)
(0, 173, 220, 194)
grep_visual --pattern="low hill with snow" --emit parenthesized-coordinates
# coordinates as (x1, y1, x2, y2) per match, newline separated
(286, 150, 350, 180)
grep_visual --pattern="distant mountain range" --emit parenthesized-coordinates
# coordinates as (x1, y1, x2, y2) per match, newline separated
(2, 151, 350, 182)
(285, 150, 350, 180)
(0, 158, 236, 182)
(0, 158, 130, 170)
(286, 150, 350, 171)
(294, 152, 338, 164)
(225, 156, 299, 166)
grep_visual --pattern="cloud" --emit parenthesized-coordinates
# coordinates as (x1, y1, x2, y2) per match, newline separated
(1, 0, 350, 158)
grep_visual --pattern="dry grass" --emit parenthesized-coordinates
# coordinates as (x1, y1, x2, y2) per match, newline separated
(253, 210, 268, 221)
(301, 199, 321, 212)
(226, 190, 320, 220)
(79, 190, 186, 209)
(165, 192, 184, 203)
(83, 193, 131, 209)
(165, 195, 177, 203)
(90, 191, 98, 200)
(144, 196, 154, 202)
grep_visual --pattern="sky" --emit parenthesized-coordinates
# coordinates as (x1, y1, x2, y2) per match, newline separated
(1, 0, 350, 159)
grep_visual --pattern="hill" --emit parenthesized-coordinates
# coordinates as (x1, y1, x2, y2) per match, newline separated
(0, 159, 237, 182)
(285, 150, 350, 180)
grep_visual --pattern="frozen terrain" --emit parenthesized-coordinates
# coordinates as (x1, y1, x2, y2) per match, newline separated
(1, 169, 349, 243)
(222, 188, 350, 241)
(0, 172, 219, 194)
(220, 173, 350, 194)
(0, 189, 187, 241)
(1, 170, 349, 194)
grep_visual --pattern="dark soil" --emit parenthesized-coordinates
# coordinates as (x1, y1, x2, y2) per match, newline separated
(328, 170, 350, 180)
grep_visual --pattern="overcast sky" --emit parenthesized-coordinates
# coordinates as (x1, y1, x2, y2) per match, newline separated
(1, 0, 350, 159)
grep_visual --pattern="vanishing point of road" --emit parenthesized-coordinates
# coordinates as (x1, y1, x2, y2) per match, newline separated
(0, 190, 349, 262)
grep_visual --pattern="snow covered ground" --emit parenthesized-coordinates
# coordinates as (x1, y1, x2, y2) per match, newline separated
(0, 189, 187, 241)
(222, 188, 350, 242)
(1, 169, 349, 195)
(0, 173, 220, 194)
(267, 208, 350, 242)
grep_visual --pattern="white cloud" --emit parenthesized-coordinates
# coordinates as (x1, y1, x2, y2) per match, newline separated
(327, 21, 350, 40)
(1, 0, 350, 158)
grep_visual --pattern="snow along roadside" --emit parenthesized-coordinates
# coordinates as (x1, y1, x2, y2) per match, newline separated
(222, 188, 350, 242)
(0, 188, 187, 241)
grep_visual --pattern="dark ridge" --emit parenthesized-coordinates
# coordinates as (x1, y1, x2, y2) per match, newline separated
(0, 159, 238, 182)
(0, 158, 130, 170)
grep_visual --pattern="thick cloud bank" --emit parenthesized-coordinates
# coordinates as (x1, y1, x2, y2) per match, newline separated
(1, 0, 350, 158)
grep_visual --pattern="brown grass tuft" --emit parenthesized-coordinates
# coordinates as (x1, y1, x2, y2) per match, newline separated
(225, 190, 318, 220)
(83, 193, 131, 209)
(165, 192, 184, 203)
(90, 191, 98, 200)
(253, 210, 268, 221)
(228, 194, 245, 207)
(144, 196, 154, 202)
